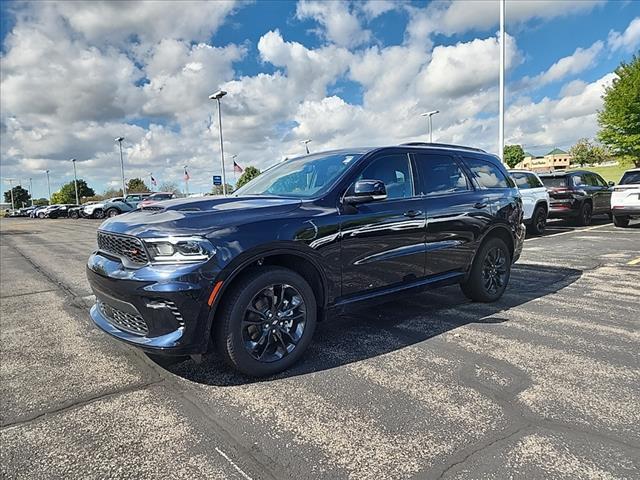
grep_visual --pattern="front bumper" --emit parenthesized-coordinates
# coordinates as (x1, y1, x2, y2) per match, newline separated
(87, 252, 220, 355)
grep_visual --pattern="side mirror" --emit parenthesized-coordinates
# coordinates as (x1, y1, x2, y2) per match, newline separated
(344, 179, 387, 204)
(608, 181, 615, 187)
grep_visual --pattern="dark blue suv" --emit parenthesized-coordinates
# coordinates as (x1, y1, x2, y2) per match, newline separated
(87, 143, 525, 376)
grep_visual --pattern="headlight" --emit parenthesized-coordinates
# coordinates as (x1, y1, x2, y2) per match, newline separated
(143, 236, 216, 264)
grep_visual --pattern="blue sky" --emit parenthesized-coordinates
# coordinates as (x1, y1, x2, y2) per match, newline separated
(1, 0, 639, 199)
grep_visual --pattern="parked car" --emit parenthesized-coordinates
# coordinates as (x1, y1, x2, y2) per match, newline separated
(30, 206, 48, 218)
(138, 192, 176, 209)
(83, 197, 123, 219)
(509, 169, 549, 235)
(87, 143, 525, 376)
(611, 168, 640, 227)
(48, 204, 79, 219)
(103, 193, 152, 217)
(539, 170, 613, 226)
(35, 204, 62, 218)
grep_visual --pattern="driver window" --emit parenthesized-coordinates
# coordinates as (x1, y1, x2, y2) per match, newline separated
(358, 154, 413, 200)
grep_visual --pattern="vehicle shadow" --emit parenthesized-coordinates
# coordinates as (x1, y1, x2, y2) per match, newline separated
(164, 262, 582, 386)
(529, 215, 612, 239)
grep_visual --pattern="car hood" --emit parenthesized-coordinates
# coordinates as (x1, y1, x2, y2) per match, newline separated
(98, 196, 302, 238)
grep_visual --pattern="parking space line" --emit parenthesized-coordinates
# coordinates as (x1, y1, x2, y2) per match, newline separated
(214, 447, 254, 480)
(525, 223, 611, 242)
(627, 257, 640, 266)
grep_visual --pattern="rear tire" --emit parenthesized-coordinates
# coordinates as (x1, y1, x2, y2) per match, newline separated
(613, 215, 630, 228)
(69, 210, 79, 219)
(575, 202, 592, 226)
(460, 237, 511, 302)
(527, 205, 547, 235)
(214, 267, 317, 377)
(106, 208, 119, 218)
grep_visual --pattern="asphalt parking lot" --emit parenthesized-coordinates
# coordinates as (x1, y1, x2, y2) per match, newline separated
(1, 217, 638, 479)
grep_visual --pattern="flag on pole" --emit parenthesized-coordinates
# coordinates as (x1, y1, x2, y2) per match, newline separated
(184, 167, 190, 181)
(233, 161, 243, 174)
(150, 174, 157, 186)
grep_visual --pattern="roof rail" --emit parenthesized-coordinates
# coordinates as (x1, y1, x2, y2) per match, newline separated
(400, 142, 486, 153)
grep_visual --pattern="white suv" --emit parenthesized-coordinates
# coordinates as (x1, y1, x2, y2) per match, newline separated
(611, 168, 640, 228)
(509, 169, 550, 235)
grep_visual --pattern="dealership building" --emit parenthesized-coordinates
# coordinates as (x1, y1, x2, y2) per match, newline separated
(514, 148, 572, 172)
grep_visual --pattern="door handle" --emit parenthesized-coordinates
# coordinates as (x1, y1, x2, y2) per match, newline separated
(403, 210, 423, 218)
(474, 202, 488, 209)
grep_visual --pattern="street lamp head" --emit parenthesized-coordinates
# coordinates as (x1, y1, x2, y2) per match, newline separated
(70, 158, 76, 162)
(301, 139, 311, 144)
(421, 110, 440, 117)
(209, 90, 227, 100)
(115, 136, 124, 142)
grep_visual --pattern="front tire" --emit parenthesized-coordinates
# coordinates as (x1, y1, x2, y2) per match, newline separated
(460, 237, 511, 302)
(214, 267, 317, 377)
(527, 205, 547, 235)
(575, 202, 592, 226)
(613, 215, 630, 228)
(93, 209, 105, 219)
(69, 210, 79, 219)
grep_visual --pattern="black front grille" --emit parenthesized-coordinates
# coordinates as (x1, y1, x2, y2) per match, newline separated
(97, 231, 148, 265)
(140, 205, 163, 211)
(99, 302, 149, 336)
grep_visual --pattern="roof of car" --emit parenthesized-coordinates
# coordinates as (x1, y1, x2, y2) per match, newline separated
(291, 143, 490, 160)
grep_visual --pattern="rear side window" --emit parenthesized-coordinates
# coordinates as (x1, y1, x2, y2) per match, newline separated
(571, 174, 589, 187)
(511, 172, 543, 189)
(463, 157, 511, 189)
(540, 176, 567, 188)
(620, 171, 640, 185)
(413, 154, 470, 195)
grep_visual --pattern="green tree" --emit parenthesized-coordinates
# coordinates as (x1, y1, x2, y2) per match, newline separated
(3, 185, 30, 207)
(33, 198, 49, 206)
(55, 179, 95, 204)
(211, 184, 234, 195)
(50, 191, 64, 204)
(598, 55, 640, 167)
(127, 178, 150, 193)
(503, 145, 525, 168)
(158, 181, 180, 194)
(569, 138, 593, 167)
(235, 166, 261, 189)
(102, 188, 123, 198)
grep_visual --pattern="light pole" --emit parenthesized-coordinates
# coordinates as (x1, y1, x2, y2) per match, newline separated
(45, 170, 51, 204)
(499, 0, 506, 163)
(29, 177, 33, 206)
(71, 158, 79, 205)
(115, 137, 126, 196)
(301, 139, 312, 154)
(209, 90, 228, 196)
(5, 179, 15, 210)
(421, 110, 440, 143)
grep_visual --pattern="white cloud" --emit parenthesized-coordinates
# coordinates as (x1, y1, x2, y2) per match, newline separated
(405, 0, 604, 39)
(296, 0, 371, 47)
(608, 17, 640, 52)
(519, 41, 603, 90)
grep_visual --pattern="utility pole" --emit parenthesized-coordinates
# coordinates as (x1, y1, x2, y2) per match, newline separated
(45, 170, 51, 204)
(29, 178, 33, 206)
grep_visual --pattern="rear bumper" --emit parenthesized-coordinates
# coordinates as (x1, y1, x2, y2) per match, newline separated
(86, 252, 220, 355)
(611, 206, 640, 217)
(513, 223, 525, 263)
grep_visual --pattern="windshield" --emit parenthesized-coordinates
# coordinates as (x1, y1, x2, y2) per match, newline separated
(620, 171, 640, 185)
(234, 152, 362, 198)
(540, 176, 567, 188)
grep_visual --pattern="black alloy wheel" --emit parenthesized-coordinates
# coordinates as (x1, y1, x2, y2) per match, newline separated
(528, 206, 547, 235)
(215, 266, 317, 377)
(94, 209, 105, 219)
(481, 247, 508, 296)
(613, 215, 630, 228)
(241, 284, 307, 362)
(460, 237, 511, 302)
(576, 202, 592, 226)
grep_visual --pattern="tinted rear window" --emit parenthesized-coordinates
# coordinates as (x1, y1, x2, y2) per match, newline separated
(540, 176, 567, 188)
(151, 194, 173, 200)
(511, 172, 543, 189)
(620, 171, 640, 185)
(463, 157, 511, 188)
(413, 153, 470, 195)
